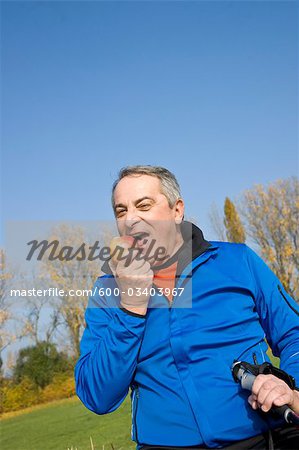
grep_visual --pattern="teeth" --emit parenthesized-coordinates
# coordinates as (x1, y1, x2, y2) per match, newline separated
(132, 233, 147, 240)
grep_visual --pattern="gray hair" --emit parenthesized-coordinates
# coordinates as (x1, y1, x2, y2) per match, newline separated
(112, 165, 182, 209)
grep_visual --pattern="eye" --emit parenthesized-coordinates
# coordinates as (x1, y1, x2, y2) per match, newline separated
(138, 203, 151, 210)
(115, 209, 126, 218)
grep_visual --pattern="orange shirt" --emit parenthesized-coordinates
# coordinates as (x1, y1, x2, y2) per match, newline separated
(153, 261, 178, 302)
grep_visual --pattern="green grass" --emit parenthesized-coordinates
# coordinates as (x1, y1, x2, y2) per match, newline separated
(0, 349, 280, 450)
(1, 396, 135, 450)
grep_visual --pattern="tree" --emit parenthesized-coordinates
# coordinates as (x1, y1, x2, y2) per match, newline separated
(0, 250, 14, 357)
(224, 197, 246, 243)
(13, 341, 71, 389)
(0, 250, 39, 377)
(208, 203, 227, 241)
(240, 177, 298, 299)
(43, 224, 102, 358)
(22, 282, 61, 346)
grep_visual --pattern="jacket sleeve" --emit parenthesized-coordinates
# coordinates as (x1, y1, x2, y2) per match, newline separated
(245, 245, 299, 385)
(74, 277, 146, 414)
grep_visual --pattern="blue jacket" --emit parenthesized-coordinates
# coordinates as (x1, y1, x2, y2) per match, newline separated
(75, 229, 299, 448)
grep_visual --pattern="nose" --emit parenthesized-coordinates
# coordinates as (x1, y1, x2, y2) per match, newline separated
(123, 207, 141, 233)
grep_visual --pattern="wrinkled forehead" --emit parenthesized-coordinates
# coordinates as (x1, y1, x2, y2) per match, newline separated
(113, 175, 163, 204)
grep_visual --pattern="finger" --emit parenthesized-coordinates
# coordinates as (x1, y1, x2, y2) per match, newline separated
(260, 384, 291, 412)
(273, 393, 293, 407)
(248, 395, 258, 410)
(117, 259, 149, 276)
(117, 250, 144, 267)
(256, 381, 280, 406)
(119, 254, 151, 272)
(114, 246, 141, 259)
(251, 400, 258, 410)
(252, 375, 277, 395)
(122, 266, 153, 280)
(259, 386, 287, 412)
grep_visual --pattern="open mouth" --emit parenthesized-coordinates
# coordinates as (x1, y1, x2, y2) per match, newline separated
(130, 232, 149, 247)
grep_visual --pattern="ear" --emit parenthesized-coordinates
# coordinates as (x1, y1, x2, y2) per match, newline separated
(174, 199, 184, 224)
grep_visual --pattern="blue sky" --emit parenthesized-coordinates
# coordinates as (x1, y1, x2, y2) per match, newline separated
(1, 0, 298, 240)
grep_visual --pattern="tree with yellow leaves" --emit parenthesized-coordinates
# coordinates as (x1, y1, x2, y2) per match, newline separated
(224, 197, 246, 243)
(0, 250, 13, 352)
(43, 224, 103, 359)
(0, 250, 15, 372)
(240, 177, 298, 299)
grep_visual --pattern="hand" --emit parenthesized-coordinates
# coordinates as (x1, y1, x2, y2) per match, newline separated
(248, 374, 299, 415)
(114, 251, 153, 316)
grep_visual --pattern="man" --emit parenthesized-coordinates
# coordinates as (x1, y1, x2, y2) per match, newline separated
(75, 166, 299, 449)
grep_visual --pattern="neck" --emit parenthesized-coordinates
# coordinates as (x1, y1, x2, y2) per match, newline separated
(152, 231, 184, 268)
(169, 232, 184, 259)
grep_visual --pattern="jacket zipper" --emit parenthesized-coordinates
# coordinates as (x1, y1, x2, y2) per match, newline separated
(277, 284, 299, 317)
(132, 386, 140, 442)
(170, 251, 216, 308)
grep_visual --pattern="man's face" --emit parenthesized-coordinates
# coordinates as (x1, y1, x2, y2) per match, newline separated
(113, 174, 184, 266)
